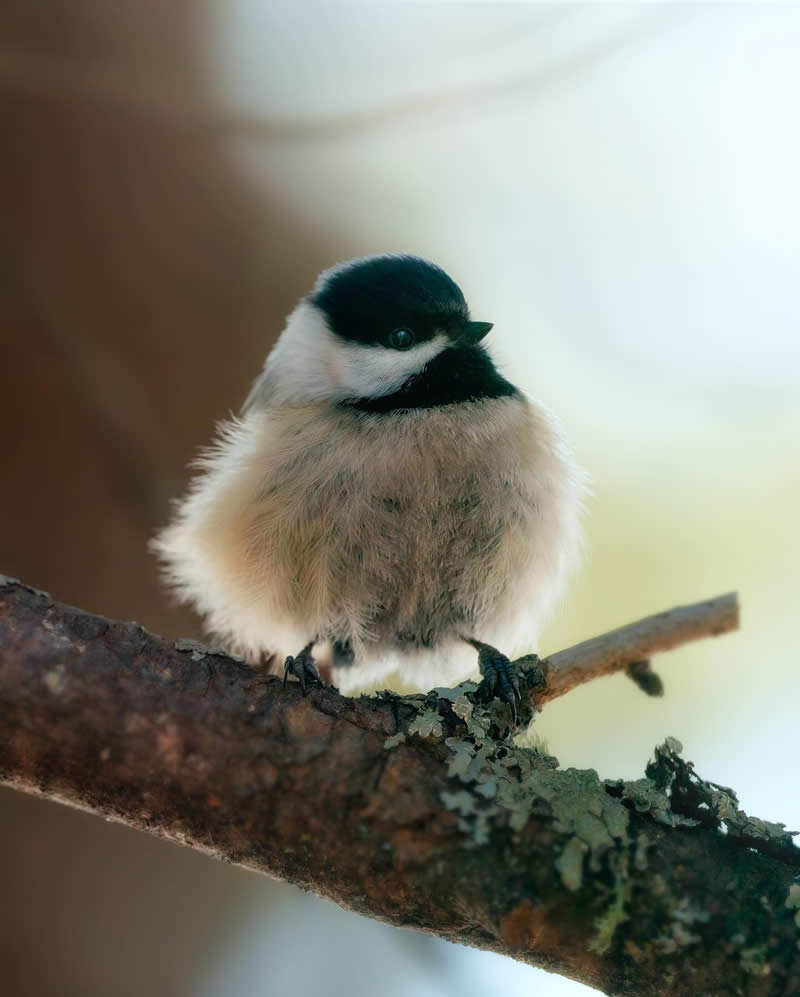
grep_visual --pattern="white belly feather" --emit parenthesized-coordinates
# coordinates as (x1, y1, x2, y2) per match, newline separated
(153, 396, 583, 692)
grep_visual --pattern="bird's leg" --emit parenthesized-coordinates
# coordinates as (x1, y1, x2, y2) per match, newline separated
(283, 641, 322, 695)
(332, 639, 354, 668)
(463, 637, 522, 721)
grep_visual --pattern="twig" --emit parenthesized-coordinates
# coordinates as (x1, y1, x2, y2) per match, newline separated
(538, 592, 739, 703)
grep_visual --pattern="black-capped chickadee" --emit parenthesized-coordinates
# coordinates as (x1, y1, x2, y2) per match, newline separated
(154, 255, 584, 706)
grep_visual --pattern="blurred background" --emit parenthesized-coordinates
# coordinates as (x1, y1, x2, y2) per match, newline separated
(1, 2, 799, 995)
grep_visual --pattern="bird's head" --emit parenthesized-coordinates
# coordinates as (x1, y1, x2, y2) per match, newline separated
(248, 255, 495, 407)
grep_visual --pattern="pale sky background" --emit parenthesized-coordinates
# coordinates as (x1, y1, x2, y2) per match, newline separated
(68, 4, 798, 995)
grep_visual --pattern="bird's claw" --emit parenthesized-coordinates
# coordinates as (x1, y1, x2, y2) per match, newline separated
(471, 642, 522, 724)
(283, 643, 322, 695)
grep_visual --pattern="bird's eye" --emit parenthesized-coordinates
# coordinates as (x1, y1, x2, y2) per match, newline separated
(389, 328, 415, 351)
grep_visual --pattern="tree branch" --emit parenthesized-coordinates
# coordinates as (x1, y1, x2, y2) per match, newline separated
(0, 577, 797, 996)
(0, 10, 679, 145)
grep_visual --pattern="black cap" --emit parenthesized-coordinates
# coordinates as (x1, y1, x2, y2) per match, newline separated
(312, 254, 474, 348)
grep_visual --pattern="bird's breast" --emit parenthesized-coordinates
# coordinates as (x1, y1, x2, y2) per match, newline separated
(248, 396, 544, 649)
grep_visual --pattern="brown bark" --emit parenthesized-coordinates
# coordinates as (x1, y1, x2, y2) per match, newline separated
(0, 578, 797, 996)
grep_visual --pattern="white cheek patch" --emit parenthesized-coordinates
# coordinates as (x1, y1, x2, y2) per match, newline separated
(330, 334, 449, 400)
(246, 301, 450, 407)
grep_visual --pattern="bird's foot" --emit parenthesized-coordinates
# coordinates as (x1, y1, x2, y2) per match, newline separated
(466, 638, 522, 722)
(283, 642, 322, 695)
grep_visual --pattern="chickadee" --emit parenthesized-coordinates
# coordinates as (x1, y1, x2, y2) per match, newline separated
(154, 255, 583, 706)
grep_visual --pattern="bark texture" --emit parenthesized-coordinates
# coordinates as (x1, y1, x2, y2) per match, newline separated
(0, 578, 797, 996)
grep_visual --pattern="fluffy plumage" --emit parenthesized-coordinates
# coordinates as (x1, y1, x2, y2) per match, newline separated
(153, 255, 584, 693)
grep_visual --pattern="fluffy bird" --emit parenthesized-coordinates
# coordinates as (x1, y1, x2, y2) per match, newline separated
(154, 255, 583, 704)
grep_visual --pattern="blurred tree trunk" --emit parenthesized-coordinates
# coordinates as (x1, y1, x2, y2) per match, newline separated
(0, 0, 333, 632)
(0, 5, 334, 995)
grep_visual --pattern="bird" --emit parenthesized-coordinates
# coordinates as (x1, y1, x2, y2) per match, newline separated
(153, 254, 584, 709)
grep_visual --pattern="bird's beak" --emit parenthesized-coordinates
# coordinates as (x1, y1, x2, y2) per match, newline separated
(458, 320, 494, 345)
